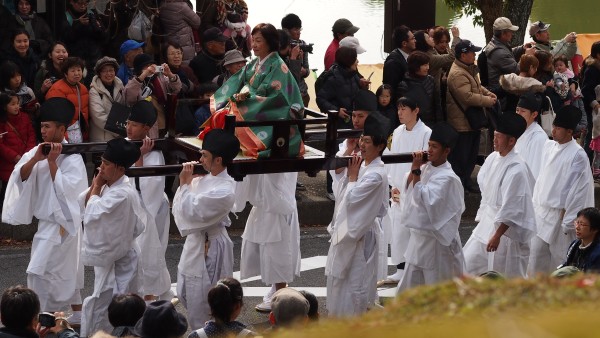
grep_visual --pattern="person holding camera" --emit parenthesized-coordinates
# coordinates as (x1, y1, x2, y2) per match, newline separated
(123, 53, 182, 138)
(530, 21, 578, 59)
(281, 14, 311, 106)
(0, 286, 79, 338)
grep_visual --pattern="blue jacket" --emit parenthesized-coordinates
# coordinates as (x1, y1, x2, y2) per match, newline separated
(562, 239, 600, 272)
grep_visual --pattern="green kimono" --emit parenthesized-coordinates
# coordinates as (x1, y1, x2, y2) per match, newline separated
(212, 52, 305, 158)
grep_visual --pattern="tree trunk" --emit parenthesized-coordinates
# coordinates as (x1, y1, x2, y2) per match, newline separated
(503, 0, 535, 46)
(477, 0, 503, 42)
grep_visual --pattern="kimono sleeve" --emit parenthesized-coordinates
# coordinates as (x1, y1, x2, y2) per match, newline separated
(561, 153, 595, 232)
(53, 155, 88, 236)
(1, 148, 38, 224)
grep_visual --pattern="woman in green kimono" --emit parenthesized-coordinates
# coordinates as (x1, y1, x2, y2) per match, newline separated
(210, 23, 305, 158)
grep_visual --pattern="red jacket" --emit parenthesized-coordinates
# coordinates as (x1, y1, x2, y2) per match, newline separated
(0, 112, 36, 181)
(46, 79, 90, 141)
(324, 38, 340, 71)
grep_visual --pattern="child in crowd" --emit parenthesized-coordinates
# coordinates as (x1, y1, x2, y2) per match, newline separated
(107, 294, 146, 337)
(554, 56, 587, 132)
(0, 61, 39, 117)
(193, 83, 219, 135)
(0, 92, 36, 202)
(591, 85, 600, 179)
(376, 84, 399, 134)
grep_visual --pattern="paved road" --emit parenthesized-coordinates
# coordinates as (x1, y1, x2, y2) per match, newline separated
(0, 222, 476, 334)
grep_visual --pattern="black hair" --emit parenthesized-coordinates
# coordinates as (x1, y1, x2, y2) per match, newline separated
(396, 96, 419, 110)
(11, 28, 30, 44)
(108, 293, 146, 328)
(407, 51, 430, 77)
(0, 285, 40, 329)
(592, 41, 600, 59)
(392, 25, 411, 49)
(432, 26, 450, 45)
(0, 61, 22, 90)
(534, 50, 553, 75)
(251, 23, 280, 53)
(0, 92, 18, 123)
(198, 82, 219, 96)
(277, 29, 291, 51)
(298, 290, 318, 321)
(208, 278, 244, 325)
(413, 30, 431, 52)
(335, 46, 357, 69)
(281, 13, 302, 30)
(376, 84, 392, 98)
(61, 57, 85, 75)
(161, 41, 183, 65)
(553, 55, 569, 67)
(14, 0, 37, 13)
(577, 207, 600, 233)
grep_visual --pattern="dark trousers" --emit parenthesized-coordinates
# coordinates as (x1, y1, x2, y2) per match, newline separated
(448, 130, 480, 187)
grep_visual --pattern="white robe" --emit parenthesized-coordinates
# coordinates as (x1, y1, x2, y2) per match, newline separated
(514, 122, 548, 180)
(79, 175, 146, 337)
(325, 157, 388, 317)
(234, 172, 301, 285)
(529, 139, 595, 274)
(463, 150, 536, 278)
(384, 120, 432, 265)
(129, 146, 171, 297)
(2, 143, 87, 312)
(396, 161, 465, 293)
(173, 170, 235, 330)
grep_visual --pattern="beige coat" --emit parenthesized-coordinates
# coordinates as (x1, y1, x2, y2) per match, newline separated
(89, 75, 125, 142)
(446, 60, 495, 132)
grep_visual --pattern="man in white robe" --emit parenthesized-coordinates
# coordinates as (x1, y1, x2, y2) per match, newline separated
(326, 113, 389, 317)
(528, 105, 595, 275)
(396, 122, 465, 293)
(79, 138, 146, 337)
(1, 98, 87, 318)
(514, 92, 548, 180)
(381, 97, 431, 284)
(126, 101, 171, 302)
(172, 129, 239, 330)
(463, 113, 536, 278)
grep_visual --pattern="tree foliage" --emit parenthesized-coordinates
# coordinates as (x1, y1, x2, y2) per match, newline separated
(444, 0, 534, 45)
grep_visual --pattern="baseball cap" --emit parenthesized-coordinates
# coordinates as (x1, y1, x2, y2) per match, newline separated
(332, 18, 359, 35)
(529, 21, 551, 36)
(204, 27, 228, 43)
(120, 40, 145, 57)
(339, 36, 366, 54)
(493, 17, 519, 31)
(455, 39, 482, 58)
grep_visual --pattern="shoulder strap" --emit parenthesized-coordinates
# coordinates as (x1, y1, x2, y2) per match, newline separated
(6, 121, 27, 147)
(447, 87, 466, 113)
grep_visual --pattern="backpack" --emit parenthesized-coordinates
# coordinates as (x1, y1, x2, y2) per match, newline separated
(477, 50, 489, 87)
(128, 9, 152, 42)
(314, 64, 337, 94)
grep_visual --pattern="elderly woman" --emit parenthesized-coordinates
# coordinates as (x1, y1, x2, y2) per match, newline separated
(214, 49, 247, 87)
(34, 42, 69, 103)
(89, 56, 124, 141)
(398, 51, 442, 127)
(162, 41, 199, 98)
(123, 53, 182, 137)
(1, 29, 40, 87)
(45, 56, 89, 142)
(558, 207, 600, 273)
(13, 0, 53, 55)
(159, 0, 201, 64)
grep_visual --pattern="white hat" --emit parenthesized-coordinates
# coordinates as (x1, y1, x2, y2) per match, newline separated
(339, 36, 366, 54)
(493, 17, 519, 31)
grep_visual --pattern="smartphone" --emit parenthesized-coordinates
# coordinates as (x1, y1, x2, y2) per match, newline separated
(367, 71, 374, 81)
(39, 312, 56, 327)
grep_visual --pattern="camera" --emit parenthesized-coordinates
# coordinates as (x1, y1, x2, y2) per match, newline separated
(39, 312, 56, 327)
(49, 76, 58, 83)
(291, 40, 314, 54)
(155, 65, 164, 73)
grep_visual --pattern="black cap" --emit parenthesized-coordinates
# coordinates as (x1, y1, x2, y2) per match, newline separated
(133, 300, 187, 338)
(134, 53, 154, 75)
(202, 129, 240, 164)
(39, 97, 74, 126)
(517, 92, 543, 113)
(102, 138, 141, 168)
(430, 122, 459, 148)
(203, 27, 228, 43)
(496, 112, 527, 139)
(353, 89, 378, 112)
(363, 112, 391, 140)
(128, 100, 157, 126)
(553, 105, 582, 131)
(332, 18, 359, 35)
(455, 39, 482, 58)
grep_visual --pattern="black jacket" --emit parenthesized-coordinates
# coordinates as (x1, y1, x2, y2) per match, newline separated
(398, 74, 443, 127)
(382, 48, 408, 100)
(316, 63, 361, 130)
(562, 239, 600, 272)
(189, 50, 224, 85)
(59, 9, 107, 66)
(0, 48, 40, 88)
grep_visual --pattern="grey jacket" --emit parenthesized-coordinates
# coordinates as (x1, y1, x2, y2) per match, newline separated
(159, 0, 201, 64)
(484, 36, 525, 90)
(534, 38, 577, 60)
